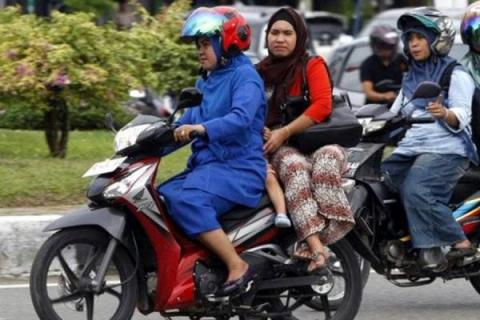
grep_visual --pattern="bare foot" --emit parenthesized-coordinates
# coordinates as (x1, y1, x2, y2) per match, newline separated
(292, 242, 311, 260)
(455, 239, 472, 249)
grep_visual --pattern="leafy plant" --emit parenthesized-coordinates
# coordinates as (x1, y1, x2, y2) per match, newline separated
(0, 0, 196, 157)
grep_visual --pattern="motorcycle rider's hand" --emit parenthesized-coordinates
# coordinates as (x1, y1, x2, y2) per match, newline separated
(174, 124, 205, 143)
(264, 127, 290, 154)
(426, 101, 448, 120)
(383, 91, 397, 102)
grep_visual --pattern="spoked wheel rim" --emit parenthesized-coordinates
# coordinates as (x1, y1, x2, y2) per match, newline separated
(30, 229, 137, 320)
(51, 246, 122, 318)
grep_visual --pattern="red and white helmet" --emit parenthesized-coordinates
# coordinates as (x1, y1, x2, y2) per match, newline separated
(181, 6, 251, 55)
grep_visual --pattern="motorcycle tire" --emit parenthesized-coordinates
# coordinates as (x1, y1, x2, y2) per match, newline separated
(470, 275, 480, 295)
(30, 227, 138, 320)
(242, 238, 362, 320)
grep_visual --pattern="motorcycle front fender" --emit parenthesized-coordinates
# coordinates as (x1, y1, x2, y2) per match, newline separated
(44, 206, 126, 241)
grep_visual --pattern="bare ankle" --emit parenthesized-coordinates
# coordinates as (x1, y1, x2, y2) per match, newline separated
(226, 261, 248, 282)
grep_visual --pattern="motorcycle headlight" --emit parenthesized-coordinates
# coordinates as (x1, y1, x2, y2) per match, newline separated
(358, 117, 387, 135)
(114, 124, 151, 152)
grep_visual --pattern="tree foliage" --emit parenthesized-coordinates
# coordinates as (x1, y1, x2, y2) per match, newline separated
(0, 0, 197, 157)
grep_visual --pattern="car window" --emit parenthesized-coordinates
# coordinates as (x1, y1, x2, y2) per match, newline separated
(245, 21, 269, 63)
(338, 44, 372, 93)
(328, 46, 351, 84)
(246, 22, 263, 57)
(308, 20, 345, 46)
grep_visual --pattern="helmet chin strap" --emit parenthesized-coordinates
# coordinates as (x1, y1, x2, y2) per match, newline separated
(209, 36, 224, 65)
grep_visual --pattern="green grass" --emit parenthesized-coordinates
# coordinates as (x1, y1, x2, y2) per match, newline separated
(0, 129, 190, 208)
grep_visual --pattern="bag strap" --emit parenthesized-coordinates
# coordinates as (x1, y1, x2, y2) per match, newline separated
(439, 61, 460, 93)
(301, 56, 334, 101)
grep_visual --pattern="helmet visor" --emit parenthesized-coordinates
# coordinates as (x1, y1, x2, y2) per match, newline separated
(462, 15, 480, 48)
(181, 9, 226, 40)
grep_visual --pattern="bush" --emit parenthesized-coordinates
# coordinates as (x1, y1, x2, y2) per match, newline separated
(0, 0, 197, 154)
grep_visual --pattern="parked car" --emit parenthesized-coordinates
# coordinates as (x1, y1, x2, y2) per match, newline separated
(358, 7, 465, 38)
(328, 36, 469, 109)
(304, 10, 352, 61)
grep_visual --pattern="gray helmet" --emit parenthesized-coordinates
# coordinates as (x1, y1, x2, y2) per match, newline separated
(397, 7, 455, 57)
(370, 24, 399, 49)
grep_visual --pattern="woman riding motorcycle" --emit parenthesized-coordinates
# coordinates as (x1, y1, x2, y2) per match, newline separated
(158, 6, 266, 297)
(381, 7, 477, 269)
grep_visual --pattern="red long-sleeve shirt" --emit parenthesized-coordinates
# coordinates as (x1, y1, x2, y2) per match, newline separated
(287, 56, 332, 123)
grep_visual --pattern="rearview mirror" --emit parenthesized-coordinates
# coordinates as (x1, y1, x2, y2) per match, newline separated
(411, 81, 442, 100)
(168, 87, 203, 124)
(401, 81, 442, 109)
(177, 87, 203, 110)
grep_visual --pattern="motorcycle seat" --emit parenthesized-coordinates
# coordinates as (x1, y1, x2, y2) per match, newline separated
(219, 194, 272, 232)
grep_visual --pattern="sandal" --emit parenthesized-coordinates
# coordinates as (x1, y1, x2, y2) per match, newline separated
(307, 250, 329, 274)
(446, 246, 476, 260)
(292, 242, 311, 261)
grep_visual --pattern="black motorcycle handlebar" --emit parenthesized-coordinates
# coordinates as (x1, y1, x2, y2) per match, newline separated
(406, 116, 435, 125)
(188, 130, 205, 139)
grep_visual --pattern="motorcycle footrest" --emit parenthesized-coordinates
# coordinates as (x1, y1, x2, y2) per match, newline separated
(257, 275, 327, 291)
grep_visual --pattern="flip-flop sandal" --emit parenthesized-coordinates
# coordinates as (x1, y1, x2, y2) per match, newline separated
(292, 242, 312, 261)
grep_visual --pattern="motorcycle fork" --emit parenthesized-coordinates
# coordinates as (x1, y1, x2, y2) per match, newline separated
(92, 237, 119, 293)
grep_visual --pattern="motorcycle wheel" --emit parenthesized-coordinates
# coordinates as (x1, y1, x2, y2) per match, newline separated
(30, 228, 138, 320)
(243, 239, 362, 320)
(469, 275, 480, 295)
(305, 254, 370, 311)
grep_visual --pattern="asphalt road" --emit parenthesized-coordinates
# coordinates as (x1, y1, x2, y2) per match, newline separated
(0, 273, 478, 320)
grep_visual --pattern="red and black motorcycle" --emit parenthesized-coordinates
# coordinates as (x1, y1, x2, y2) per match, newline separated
(29, 88, 362, 320)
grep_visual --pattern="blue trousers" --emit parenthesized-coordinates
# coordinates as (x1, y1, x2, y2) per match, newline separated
(382, 153, 469, 248)
(158, 173, 236, 239)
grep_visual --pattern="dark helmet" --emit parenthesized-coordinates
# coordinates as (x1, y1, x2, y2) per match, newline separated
(397, 7, 455, 57)
(181, 6, 251, 56)
(461, 1, 480, 51)
(369, 24, 399, 54)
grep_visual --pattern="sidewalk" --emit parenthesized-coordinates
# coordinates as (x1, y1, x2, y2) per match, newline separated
(0, 205, 81, 278)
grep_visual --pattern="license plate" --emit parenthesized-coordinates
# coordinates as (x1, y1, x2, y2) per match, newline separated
(82, 157, 127, 178)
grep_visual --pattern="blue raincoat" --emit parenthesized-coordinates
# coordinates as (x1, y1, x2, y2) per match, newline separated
(158, 53, 267, 238)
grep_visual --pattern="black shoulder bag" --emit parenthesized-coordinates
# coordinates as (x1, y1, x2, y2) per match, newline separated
(281, 57, 363, 154)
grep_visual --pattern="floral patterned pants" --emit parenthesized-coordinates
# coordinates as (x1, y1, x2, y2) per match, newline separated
(271, 144, 355, 244)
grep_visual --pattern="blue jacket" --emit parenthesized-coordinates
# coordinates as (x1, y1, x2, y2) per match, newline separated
(172, 54, 267, 207)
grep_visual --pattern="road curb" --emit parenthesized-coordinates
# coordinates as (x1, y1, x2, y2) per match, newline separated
(0, 215, 61, 278)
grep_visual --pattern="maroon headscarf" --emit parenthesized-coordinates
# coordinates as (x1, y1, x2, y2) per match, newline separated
(257, 7, 309, 126)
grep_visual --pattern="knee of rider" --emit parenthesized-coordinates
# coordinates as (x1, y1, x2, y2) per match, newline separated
(312, 145, 344, 163)
(402, 183, 428, 204)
